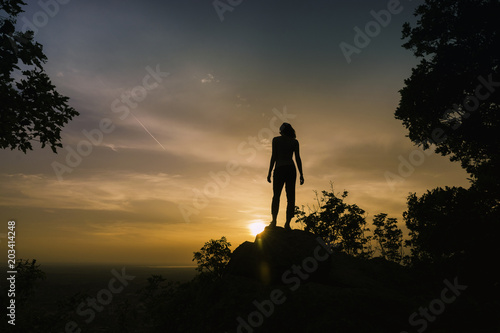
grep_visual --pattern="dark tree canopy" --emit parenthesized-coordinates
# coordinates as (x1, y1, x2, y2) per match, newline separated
(403, 186, 499, 269)
(396, 0, 500, 194)
(192, 236, 232, 279)
(0, 0, 78, 153)
(296, 187, 373, 258)
(372, 213, 403, 263)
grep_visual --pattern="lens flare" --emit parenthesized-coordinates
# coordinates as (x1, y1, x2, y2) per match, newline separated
(248, 222, 267, 236)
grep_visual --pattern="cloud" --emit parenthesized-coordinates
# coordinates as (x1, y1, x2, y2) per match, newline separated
(1, 0, 469, 265)
(201, 73, 219, 84)
(236, 94, 250, 108)
(0, 172, 186, 216)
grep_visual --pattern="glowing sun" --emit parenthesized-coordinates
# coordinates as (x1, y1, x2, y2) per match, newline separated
(248, 222, 267, 236)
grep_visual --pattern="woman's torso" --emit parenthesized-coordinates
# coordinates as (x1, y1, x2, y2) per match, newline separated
(273, 136, 297, 167)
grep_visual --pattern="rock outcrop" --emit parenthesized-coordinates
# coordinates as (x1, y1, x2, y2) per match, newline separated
(225, 226, 333, 284)
(148, 227, 486, 332)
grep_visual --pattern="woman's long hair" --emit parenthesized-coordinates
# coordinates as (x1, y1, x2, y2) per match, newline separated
(279, 123, 296, 139)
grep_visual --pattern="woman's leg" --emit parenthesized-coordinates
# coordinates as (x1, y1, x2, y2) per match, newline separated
(284, 166, 297, 228)
(271, 169, 285, 226)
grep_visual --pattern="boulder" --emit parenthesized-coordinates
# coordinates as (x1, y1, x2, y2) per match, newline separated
(225, 226, 332, 285)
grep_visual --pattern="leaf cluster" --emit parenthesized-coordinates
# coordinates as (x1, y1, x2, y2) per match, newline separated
(192, 236, 232, 279)
(1, 0, 79, 153)
(372, 213, 404, 263)
(296, 185, 373, 258)
(396, 0, 500, 194)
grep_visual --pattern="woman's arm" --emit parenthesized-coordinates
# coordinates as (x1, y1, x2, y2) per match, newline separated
(295, 140, 304, 185)
(267, 138, 276, 183)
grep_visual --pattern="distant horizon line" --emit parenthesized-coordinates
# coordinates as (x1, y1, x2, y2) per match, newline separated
(5, 262, 198, 268)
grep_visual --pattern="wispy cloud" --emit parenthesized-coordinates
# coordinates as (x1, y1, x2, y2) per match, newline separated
(200, 73, 219, 84)
(0, 172, 185, 214)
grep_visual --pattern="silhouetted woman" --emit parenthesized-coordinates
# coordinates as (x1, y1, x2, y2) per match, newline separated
(267, 123, 304, 230)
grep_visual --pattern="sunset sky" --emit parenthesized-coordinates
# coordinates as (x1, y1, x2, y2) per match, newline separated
(1, 0, 470, 265)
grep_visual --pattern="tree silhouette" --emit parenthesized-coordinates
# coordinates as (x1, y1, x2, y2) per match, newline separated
(396, 2, 500, 294)
(296, 186, 372, 258)
(372, 213, 403, 263)
(395, 0, 500, 195)
(192, 236, 232, 279)
(12, 258, 45, 305)
(0, 0, 78, 153)
(403, 186, 500, 270)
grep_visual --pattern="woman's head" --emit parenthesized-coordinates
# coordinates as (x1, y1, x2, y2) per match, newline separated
(279, 123, 296, 139)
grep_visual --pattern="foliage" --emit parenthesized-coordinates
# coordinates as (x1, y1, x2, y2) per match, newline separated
(0, 259, 47, 332)
(136, 274, 179, 330)
(13, 258, 46, 305)
(1, 249, 492, 332)
(395, 0, 500, 195)
(296, 185, 373, 258)
(403, 186, 499, 269)
(0, 0, 78, 153)
(372, 213, 404, 263)
(192, 236, 232, 279)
